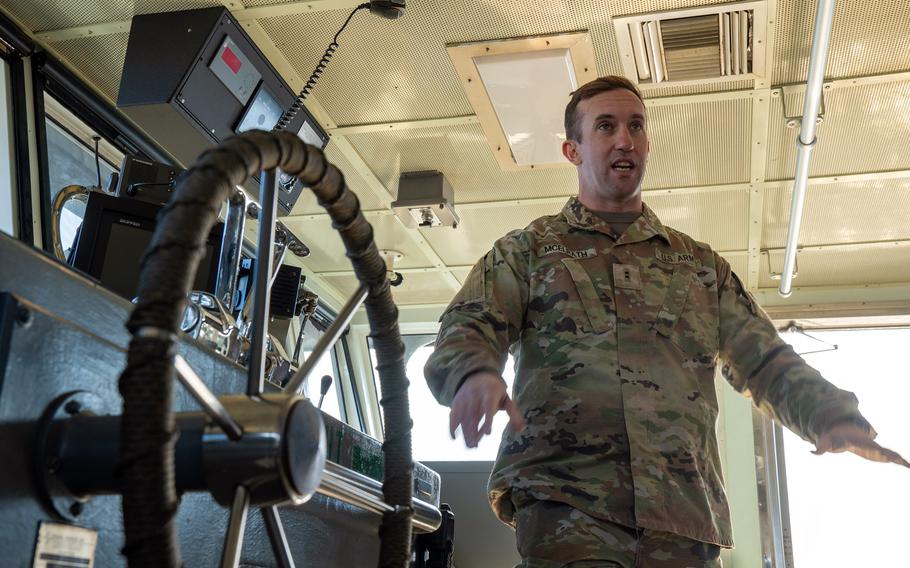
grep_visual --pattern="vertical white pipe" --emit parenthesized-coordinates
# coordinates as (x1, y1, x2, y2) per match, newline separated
(779, 0, 836, 297)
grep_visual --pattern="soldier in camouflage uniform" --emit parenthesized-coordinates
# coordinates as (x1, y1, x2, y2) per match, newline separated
(424, 76, 907, 568)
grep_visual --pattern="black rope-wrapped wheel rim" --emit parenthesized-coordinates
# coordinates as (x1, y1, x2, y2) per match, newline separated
(118, 130, 413, 568)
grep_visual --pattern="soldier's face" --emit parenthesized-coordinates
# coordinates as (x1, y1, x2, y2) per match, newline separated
(562, 89, 650, 208)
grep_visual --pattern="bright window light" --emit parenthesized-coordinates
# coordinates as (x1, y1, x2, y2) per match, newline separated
(408, 343, 516, 461)
(370, 339, 516, 462)
(779, 328, 910, 567)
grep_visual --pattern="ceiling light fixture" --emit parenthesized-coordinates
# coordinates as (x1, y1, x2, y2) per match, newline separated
(447, 32, 597, 171)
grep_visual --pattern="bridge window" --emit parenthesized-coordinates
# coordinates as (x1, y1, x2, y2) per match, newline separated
(0, 58, 13, 236)
(295, 316, 343, 422)
(42, 96, 122, 255)
(370, 334, 516, 462)
(769, 327, 910, 566)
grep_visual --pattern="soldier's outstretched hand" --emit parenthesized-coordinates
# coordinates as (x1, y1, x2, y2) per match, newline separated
(450, 371, 526, 448)
(814, 421, 910, 469)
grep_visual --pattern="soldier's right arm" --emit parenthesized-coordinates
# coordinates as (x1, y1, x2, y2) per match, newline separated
(424, 232, 530, 406)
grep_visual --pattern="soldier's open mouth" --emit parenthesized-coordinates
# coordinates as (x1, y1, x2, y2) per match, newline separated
(612, 160, 635, 172)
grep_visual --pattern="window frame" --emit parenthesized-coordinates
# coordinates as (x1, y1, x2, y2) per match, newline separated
(294, 302, 366, 430)
(28, 52, 176, 255)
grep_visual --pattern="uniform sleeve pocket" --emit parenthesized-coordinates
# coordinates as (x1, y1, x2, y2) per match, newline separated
(562, 257, 613, 334)
(439, 255, 486, 320)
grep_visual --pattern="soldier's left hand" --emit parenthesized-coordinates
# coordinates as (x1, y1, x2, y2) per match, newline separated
(814, 422, 910, 469)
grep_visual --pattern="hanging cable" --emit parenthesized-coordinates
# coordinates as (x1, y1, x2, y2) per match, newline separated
(273, 3, 369, 132)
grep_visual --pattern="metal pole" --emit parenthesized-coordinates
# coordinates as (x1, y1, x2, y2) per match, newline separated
(248, 169, 279, 397)
(215, 189, 248, 311)
(317, 461, 441, 533)
(779, 0, 836, 297)
(284, 283, 369, 394)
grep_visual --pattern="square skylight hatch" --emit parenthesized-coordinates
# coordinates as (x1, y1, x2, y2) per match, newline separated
(447, 33, 597, 171)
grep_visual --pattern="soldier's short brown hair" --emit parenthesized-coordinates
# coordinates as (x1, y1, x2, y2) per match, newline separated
(564, 76, 644, 142)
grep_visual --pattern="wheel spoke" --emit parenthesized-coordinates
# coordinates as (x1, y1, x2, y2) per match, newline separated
(285, 283, 368, 394)
(262, 505, 296, 568)
(221, 485, 250, 568)
(174, 355, 243, 440)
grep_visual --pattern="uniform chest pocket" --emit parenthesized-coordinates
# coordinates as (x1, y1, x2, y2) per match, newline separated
(651, 265, 718, 358)
(561, 257, 614, 335)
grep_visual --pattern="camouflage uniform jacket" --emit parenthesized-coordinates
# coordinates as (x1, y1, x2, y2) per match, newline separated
(425, 197, 872, 548)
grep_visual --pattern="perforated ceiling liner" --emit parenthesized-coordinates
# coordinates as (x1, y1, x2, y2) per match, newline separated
(345, 122, 580, 205)
(344, 96, 750, 207)
(290, 141, 387, 215)
(762, 179, 910, 249)
(773, 0, 910, 84)
(0, 0, 228, 32)
(420, 200, 575, 267)
(326, 271, 456, 305)
(643, 189, 749, 251)
(758, 245, 910, 289)
(644, 97, 751, 188)
(50, 33, 129, 101)
(643, 78, 755, 99)
(280, 213, 434, 273)
(765, 81, 910, 180)
(256, 0, 735, 126)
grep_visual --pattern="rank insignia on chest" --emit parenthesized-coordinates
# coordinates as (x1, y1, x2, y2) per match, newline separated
(613, 264, 642, 290)
(656, 249, 697, 266)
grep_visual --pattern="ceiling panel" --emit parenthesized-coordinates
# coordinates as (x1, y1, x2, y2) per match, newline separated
(762, 179, 910, 249)
(644, 97, 752, 188)
(773, 0, 910, 85)
(643, 78, 755, 99)
(0, 0, 229, 32)
(758, 245, 910, 289)
(50, 33, 129, 101)
(290, 141, 388, 215)
(421, 200, 569, 267)
(345, 122, 579, 204)
(644, 189, 749, 252)
(281, 212, 433, 272)
(257, 0, 740, 126)
(327, 271, 456, 306)
(765, 81, 910, 180)
(345, 97, 751, 207)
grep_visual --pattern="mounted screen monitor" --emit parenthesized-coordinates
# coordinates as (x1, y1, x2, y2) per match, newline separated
(71, 192, 223, 301)
(235, 82, 283, 133)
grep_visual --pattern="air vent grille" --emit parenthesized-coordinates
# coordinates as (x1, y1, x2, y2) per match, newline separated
(614, 1, 766, 87)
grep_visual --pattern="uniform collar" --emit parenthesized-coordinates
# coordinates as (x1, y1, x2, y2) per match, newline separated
(562, 196, 670, 245)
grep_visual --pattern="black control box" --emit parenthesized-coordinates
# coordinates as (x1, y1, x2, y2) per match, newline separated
(117, 7, 329, 214)
(115, 155, 185, 205)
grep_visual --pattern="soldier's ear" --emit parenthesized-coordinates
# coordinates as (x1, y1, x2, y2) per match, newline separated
(562, 139, 582, 165)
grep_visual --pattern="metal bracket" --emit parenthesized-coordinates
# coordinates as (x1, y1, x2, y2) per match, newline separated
(775, 82, 830, 128)
(764, 249, 799, 282)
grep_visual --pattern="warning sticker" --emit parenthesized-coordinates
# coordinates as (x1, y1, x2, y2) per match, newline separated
(33, 522, 97, 568)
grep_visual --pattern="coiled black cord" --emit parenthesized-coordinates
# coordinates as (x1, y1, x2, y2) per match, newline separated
(274, 3, 369, 132)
